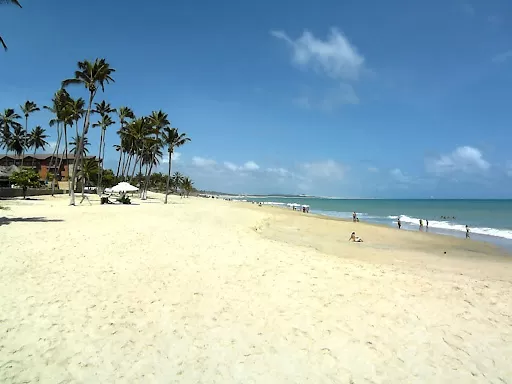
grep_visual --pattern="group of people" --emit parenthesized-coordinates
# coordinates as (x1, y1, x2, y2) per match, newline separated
(395, 216, 471, 239)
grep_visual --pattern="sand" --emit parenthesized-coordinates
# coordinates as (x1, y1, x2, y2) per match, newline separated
(1, 194, 511, 383)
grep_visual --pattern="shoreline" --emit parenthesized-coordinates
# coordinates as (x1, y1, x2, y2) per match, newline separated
(229, 198, 512, 252)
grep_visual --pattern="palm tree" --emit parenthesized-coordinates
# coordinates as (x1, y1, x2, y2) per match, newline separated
(0, 0, 22, 51)
(92, 112, 115, 192)
(116, 106, 135, 177)
(44, 89, 69, 194)
(181, 177, 194, 197)
(141, 110, 168, 198)
(69, 135, 90, 155)
(80, 158, 99, 187)
(20, 101, 40, 165)
(62, 58, 115, 205)
(28, 126, 48, 166)
(161, 127, 190, 204)
(67, 97, 85, 141)
(172, 171, 184, 192)
(7, 125, 28, 160)
(126, 117, 152, 181)
(0, 108, 22, 156)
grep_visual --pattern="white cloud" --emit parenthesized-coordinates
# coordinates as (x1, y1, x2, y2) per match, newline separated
(223, 161, 238, 171)
(492, 50, 512, 63)
(271, 28, 365, 81)
(162, 152, 181, 164)
(301, 160, 345, 180)
(368, 167, 379, 173)
(223, 160, 260, 172)
(426, 146, 490, 175)
(192, 156, 216, 168)
(243, 161, 259, 171)
(266, 167, 289, 177)
(390, 168, 409, 183)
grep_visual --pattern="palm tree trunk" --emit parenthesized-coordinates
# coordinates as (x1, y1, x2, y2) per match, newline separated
(70, 91, 94, 205)
(97, 129, 104, 195)
(165, 150, 173, 204)
(32, 147, 36, 167)
(124, 152, 133, 178)
(63, 123, 70, 195)
(21, 115, 27, 167)
(98, 130, 106, 194)
(115, 147, 123, 178)
(130, 151, 139, 180)
(51, 128, 62, 197)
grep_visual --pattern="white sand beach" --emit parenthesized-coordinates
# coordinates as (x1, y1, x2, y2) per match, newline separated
(1, 194, 511, 383)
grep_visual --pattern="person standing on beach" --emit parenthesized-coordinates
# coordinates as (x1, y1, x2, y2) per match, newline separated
(397, 217, 401, 229)
(466, 225, 470, 239)
(352, 212, 357, 222)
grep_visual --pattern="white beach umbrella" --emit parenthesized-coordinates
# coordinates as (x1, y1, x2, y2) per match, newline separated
(111, 182, 139, 193)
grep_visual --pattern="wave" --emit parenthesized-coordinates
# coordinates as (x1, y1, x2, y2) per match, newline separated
(394, 215, 512, 240)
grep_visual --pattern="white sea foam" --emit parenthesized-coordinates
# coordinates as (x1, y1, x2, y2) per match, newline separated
(396, 215, 512, 240)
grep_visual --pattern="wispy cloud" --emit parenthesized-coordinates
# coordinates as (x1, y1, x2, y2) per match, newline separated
(271, 28, 365, 81)
(162, 152, 181, 164)
(301, 160, 345, 180)
(224, 161, 260, 172)
(368, 167, 379, 173)
(192, 156, 216, 168)
(425, 146, 490, 175)
(487, 15, 501, 26)
(390, 168, 409, 183)
(492, 50, 512, 63)
(272, 28, 366, 110)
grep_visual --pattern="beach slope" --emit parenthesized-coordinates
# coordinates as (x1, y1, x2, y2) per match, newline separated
(1, 195, 511, 383)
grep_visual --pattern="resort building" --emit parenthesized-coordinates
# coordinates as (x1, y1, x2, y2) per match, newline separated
(0, 154, 100, 183)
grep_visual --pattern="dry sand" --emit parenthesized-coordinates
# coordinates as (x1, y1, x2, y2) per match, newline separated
(1, 194, 511, 383)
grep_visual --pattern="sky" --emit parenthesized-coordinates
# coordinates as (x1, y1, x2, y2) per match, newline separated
(2, 0, 512, 198)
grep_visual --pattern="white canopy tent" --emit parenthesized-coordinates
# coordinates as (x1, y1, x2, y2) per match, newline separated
(110, 182, 139, 193)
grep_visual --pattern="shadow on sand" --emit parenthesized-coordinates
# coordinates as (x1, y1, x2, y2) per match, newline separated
(0, 217, 64, 227)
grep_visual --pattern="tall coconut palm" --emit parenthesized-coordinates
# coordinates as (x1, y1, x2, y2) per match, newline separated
(116, 106, 135, 177)
(161, 127, 190, 204)
(142, 110, 168, 198)
(62, 58, 115, 205)
(67, 97, 85, 140)
(28, 126, 48, 166)
(69, 135, 90, 155)
(44, 89, 69, 194)
(172, 171, 184, 192)
(181, 177, 194, 197)
(7, 125, 28, 160)
(80, 158, 99, 187)
(0, 0, 22, 51)
(0, 108, 22, 156)
(20, 100, 40, 165)
(92, 113, 115, 193)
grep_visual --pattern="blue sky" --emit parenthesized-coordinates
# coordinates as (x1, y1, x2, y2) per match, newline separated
(2, 0, 512, 197)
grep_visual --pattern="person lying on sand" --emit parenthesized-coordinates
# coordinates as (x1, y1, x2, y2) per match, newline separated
(349, 231, 364, 242)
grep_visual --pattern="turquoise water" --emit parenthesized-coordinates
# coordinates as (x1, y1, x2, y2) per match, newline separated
(234, 197, 512, 250)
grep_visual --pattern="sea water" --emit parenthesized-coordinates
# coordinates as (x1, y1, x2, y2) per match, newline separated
(232, 197, 512, 251)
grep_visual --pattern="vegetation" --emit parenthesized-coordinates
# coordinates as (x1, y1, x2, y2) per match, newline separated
(8, 169, 40, 199)
(0, 58, 194, 204)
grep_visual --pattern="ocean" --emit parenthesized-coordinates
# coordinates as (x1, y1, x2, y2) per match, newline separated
(232, 197, 512, 251)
